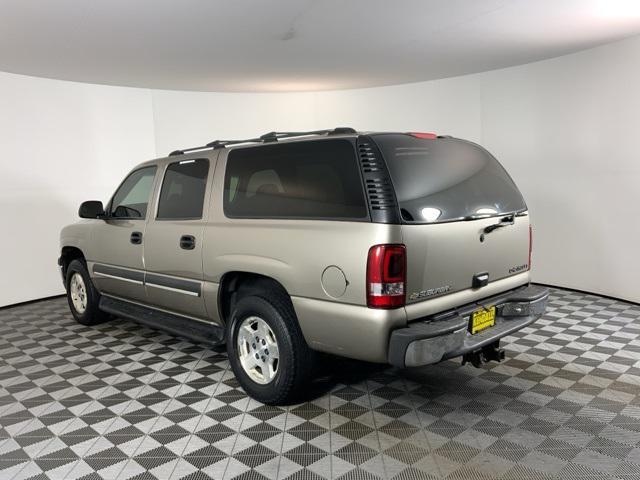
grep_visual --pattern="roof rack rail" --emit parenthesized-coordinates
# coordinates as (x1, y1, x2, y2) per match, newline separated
(168, 127, 357, 156)
(168, 146, 215, 157)
(259, 127, 356, 143)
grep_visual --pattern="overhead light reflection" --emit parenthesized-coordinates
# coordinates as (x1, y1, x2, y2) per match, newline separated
(421, 207, 441, 222)
(476, 207, 498, 215)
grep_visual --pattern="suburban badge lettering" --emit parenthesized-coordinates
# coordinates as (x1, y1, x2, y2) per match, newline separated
(509, 264, 528, 274)
(409, 285, 451, 300)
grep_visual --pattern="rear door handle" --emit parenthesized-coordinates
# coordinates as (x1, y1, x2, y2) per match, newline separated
(180, 235, 196, 250)
(472, 271, 489, 288)
(130, 231, 143, 245)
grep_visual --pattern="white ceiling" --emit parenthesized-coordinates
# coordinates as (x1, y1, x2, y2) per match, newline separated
(1, 0, 640, 92)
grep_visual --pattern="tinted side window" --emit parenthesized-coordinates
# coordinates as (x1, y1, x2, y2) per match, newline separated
(157, 159, 209, 220)
(110, 166, 157, 219)
(224, 140, 367, 220)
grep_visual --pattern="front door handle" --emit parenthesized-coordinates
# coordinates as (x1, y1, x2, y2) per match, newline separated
(130, 231, 143, 245)
(180, 235, 196, 250)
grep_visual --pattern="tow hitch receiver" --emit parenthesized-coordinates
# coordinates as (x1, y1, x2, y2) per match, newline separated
(462, 341, 505, 368)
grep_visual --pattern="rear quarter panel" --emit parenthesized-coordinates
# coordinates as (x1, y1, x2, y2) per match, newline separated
(202, 150, 404, 348)
(203, 218, 398, 303)
(203, 149, 401, 303)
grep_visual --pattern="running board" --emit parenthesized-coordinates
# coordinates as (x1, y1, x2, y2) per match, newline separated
(99, 296, 225, 346)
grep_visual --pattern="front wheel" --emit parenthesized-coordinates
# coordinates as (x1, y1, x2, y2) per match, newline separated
(65, 259, 109, 326)
(226, 293, 314, 405)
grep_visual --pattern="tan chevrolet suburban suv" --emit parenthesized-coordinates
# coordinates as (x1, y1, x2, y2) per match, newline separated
(59, 128, 549, 404)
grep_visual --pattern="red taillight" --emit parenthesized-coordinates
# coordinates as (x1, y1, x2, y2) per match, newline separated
(410, 132, 437, 139)
(528, 225, 533, 270)
(367, 244, 406, 309)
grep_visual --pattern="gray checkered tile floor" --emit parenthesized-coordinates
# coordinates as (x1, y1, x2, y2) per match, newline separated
(1, 287, 639, 480)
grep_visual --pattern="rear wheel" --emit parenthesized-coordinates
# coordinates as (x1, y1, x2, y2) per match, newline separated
(226, 292, 314, 404)
(236, 315, 280, 385)
(65, 259, 109, 326)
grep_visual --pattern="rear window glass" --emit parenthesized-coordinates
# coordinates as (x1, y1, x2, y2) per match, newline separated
(224, 139, 368, 220)
(157, 159, 209, 219)
(373, 135, 526, 223)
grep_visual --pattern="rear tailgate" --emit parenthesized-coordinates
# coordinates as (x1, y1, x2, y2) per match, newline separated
(402, 214, 530, 306)
(371, 133, 531, 318)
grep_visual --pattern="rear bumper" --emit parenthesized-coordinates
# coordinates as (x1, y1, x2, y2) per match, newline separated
(388, 284, 549, 368)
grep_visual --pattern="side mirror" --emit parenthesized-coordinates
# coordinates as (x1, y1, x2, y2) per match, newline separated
(79, 200, 105, 219)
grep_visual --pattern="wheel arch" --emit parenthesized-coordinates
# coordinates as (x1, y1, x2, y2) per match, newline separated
(217, 271, 293, 326)
(59, 246, 86, 279)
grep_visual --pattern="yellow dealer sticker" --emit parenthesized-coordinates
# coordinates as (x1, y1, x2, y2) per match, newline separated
(470, 306, 496, 334)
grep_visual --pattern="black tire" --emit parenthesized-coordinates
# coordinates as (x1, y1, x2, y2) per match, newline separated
(226, 292, 314, 405)
(65, 259, 109, 326)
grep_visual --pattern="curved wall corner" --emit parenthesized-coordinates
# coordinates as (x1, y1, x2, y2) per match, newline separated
(478, 35, 640, 304)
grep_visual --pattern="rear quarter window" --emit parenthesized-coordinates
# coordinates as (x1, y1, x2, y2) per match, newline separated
(223, 139, 368, 220)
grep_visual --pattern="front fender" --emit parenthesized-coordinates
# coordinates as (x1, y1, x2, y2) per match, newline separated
(60, 220, 96, 257)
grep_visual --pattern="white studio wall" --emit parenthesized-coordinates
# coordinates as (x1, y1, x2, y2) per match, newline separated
(0, 72, 157, 307)
(151, 91, 319, 158)
(480, 36, 640, 305)
(1, 34, 638, 307)
(150, 74, 482, 156)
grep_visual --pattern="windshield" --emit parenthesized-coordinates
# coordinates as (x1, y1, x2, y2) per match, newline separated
(373, 134, 527, 223)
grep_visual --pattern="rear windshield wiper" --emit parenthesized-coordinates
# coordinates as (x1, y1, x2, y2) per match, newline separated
(483, 214, 515, 234)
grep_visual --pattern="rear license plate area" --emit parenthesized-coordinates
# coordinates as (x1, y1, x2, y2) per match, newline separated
(470, 306, 496, 334)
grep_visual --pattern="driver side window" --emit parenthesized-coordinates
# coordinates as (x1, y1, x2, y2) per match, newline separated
(110, 166, 157, 219)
